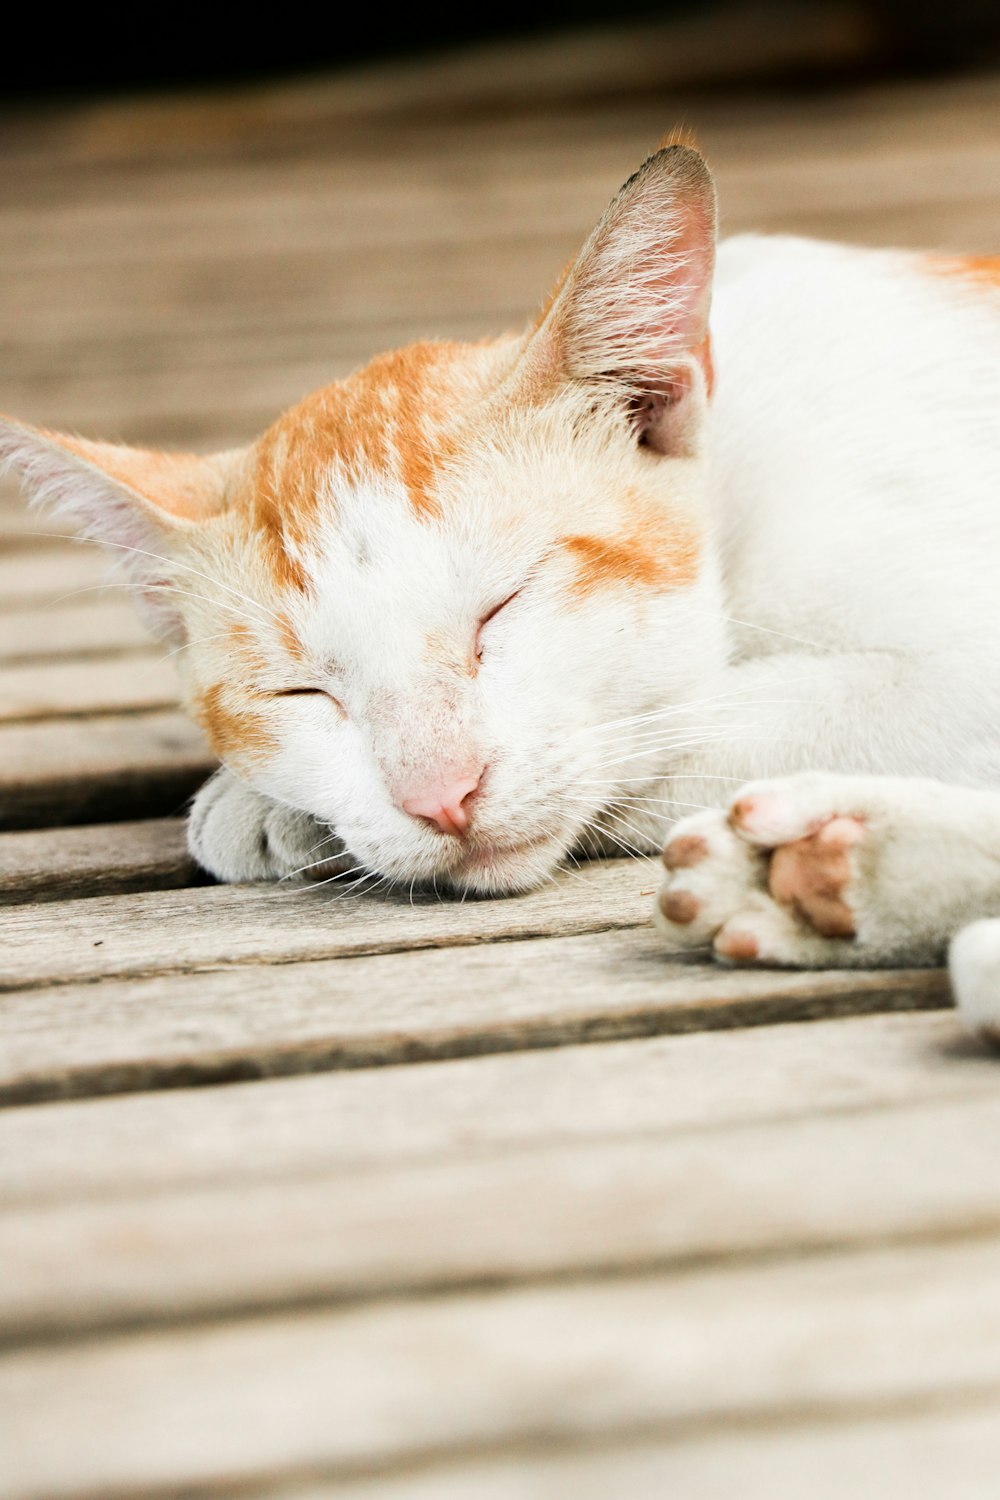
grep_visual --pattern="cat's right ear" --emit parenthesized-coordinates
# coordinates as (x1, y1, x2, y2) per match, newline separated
(518, 145, 717, 453)
(0, 415, 243, 640)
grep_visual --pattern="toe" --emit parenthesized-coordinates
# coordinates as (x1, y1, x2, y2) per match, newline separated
(659, 887, 701, 924)
(662, 833, 710, 870)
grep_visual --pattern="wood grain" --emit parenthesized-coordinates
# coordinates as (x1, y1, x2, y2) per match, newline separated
(0, 547, 111, 610)
(0, 1011, 974, 1207)
(0, 925, 948, 1106)
(0, 599, 149, 662)
(0, 710, 212, 828)
(0, 860, 654, 989)
(10, 1064, 1000, 1341)
(256, 1407, 1000, 1500)
(0, 818, 195, 905)
(0, 653, 177, 721)
(4, 1236, 1000, 1497)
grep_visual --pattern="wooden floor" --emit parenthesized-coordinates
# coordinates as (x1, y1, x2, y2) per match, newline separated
(3, 19, 1000, 1496)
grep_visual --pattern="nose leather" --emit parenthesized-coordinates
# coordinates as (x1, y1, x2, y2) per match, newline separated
(402, 773, 481, 836)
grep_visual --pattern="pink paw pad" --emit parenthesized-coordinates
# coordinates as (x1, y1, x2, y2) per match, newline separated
(768, 815, 866, 939)
(715, 926, 760, 962)
(659, 888, 701, 925)
(662, 833, 709, 871)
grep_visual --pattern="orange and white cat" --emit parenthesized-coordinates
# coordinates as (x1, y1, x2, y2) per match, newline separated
(3, 146, 1000, 1028)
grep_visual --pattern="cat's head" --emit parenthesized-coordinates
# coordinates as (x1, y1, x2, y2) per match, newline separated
(1, 144, 727, 893)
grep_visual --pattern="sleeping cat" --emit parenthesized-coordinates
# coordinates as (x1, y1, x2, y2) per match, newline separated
(3, 145, 1000, 1028)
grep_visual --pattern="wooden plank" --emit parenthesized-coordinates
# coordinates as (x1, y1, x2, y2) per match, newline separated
(4, 1236, 1000, 1497)
(0, 547, 111, 610)
(0, 709, 212, 829)
(0, 861, 654, 989)
(0, 818, 195, 905)
(261, 1407, 1000, 1500)
(0, 139, 997, 275)
(0, 861, 936, 993)
(9, 1069, 1000, 1340)
(0, 653, 176, 720)
(0, 924, 947, 1107)
(0, 599, 149, 661)
(0, 1011, 974, 1207)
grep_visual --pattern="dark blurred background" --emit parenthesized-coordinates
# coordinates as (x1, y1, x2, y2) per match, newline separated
(8, 0, 1000, 98)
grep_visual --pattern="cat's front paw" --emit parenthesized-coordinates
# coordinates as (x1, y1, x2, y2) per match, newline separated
(655, 772, 968, 968)
(188, 768, 346, 884)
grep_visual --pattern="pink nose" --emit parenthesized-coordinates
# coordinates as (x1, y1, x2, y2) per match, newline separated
(402, 772, 482, 836)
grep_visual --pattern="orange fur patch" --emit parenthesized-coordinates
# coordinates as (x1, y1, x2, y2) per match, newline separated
(245, 341, 512, 579)
(563, 509, 700, 597)
(692, 333, 714, 398)
(225, 622, 269, 677)
(55, 435, 232, 521)
(195, 682, 278, 764)
(925, 254, 1000, 290)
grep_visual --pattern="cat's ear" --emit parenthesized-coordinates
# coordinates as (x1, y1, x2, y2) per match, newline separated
(521, 145, 717, 454)
(0, 414, 243, 640)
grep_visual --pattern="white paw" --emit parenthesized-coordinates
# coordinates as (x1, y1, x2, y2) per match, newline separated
(655, 771, 969, 969)
(950, 920, 1000, 1040)
(188, 768, 346, 884)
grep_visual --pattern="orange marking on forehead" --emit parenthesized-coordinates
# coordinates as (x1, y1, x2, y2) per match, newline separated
(563, 511, 700, 597)
(925, 254, 1000, 290)
(195, 682, 278, 765)
(243, 339, 514, 562)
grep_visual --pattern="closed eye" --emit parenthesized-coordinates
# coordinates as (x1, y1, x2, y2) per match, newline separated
(273, 686, 348, 718)
(475, 589, 522, 661)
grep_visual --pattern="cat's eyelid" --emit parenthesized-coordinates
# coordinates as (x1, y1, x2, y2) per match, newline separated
(479, 587, 523, 628)
(268, 685, 349, 718)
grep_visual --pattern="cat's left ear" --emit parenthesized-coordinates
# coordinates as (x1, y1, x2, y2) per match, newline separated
(0, 415, 243, 640)
(521, 144, 717, 454)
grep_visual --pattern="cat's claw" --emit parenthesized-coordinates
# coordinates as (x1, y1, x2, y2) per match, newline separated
(188, 767, 346, 884)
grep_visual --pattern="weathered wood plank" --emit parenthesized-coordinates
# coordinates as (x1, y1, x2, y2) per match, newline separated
(261, 1407, 1000, 1500)
(1, 140, 997, 274)
(0, 861, 654, 989)
(0, 709, 212, 829)
(0, 818, 195, 905)
(8, 1081, 1000, 1340)
(0, 1012, 975, 1207)
(0, 653, 176, 720)
(0, 546, 111, 610)
(4, 1236, 1000, 1497)
(0, 924, 947, 1106)
(0, 599, 148, 661)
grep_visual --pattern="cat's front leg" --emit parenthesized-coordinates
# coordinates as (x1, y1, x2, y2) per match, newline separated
(655, 771, 1000, 982)
(187, 767, 347, 884)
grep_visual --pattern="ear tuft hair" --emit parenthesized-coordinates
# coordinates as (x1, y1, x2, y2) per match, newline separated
(525, 146, 717, 397)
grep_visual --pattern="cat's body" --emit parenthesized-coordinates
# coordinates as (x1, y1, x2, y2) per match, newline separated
(3, 147, 1000, 1029)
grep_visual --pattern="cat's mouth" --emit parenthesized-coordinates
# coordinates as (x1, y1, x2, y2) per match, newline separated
(440, 830, 564, 893)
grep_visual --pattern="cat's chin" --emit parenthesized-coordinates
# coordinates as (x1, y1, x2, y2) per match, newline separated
(433, 832, 565, 896)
